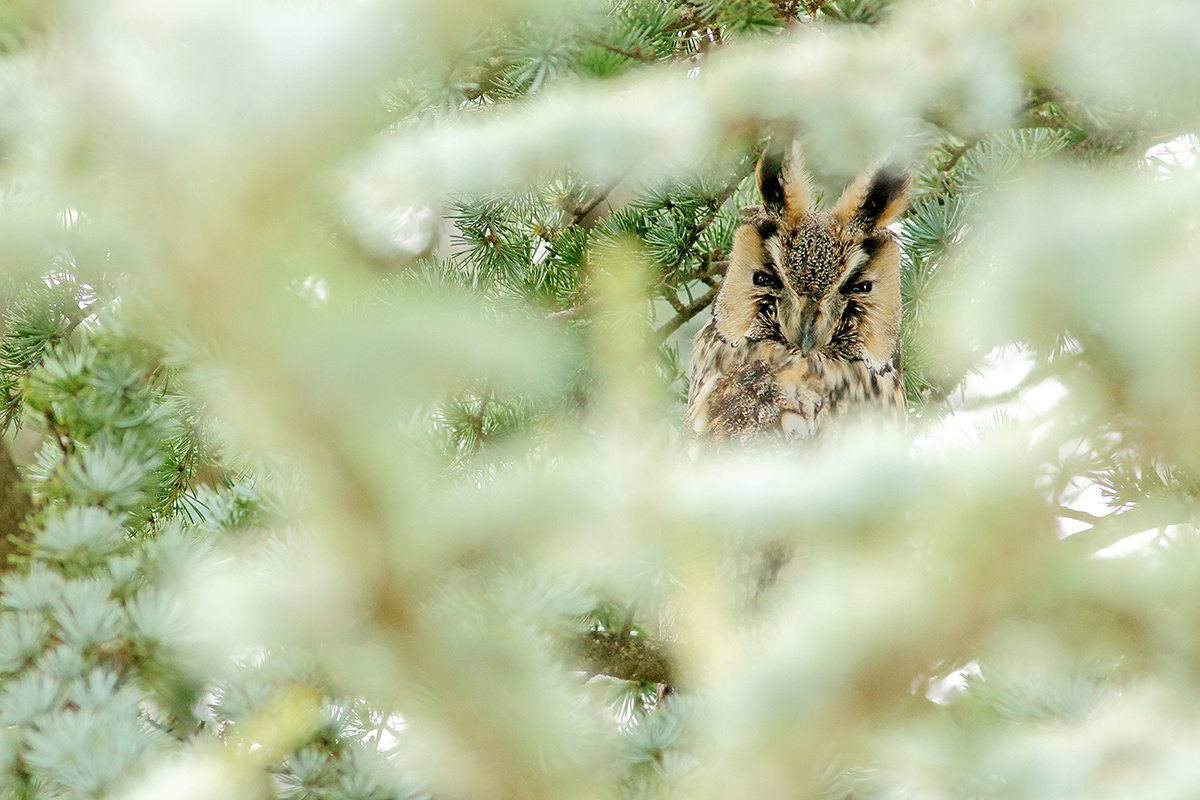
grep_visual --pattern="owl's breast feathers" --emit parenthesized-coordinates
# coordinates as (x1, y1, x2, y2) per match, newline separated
(686, 321, 906, 443)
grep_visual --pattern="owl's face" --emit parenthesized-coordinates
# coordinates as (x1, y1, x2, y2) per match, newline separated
(712, 150, 909, 367)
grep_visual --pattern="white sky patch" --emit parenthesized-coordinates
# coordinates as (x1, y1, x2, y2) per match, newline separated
(915, 344, 1068, 452)
(1091, 523, 1196, 560)
(914, 346, 1132, 547)
(926, 660, 981, 705)
(1145, 134, 1200, 173)
(1055, 476, 1113, 537)
(1091, 528, 1160, 560)
(291, 274, 329, 305)
(58, 207, 84, 229)
(377, 713, 405, 751)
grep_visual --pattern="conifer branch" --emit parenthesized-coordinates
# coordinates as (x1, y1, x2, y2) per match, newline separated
(0, 438, 32, 574)
(43, 410, 74, 456)
(1060, 502, 1193, 556)
(1054, 506, 1106, 526)
(655, 285, 719, 342)
(586, 38, 656, 65)
(938, 141, 975, 173)
(662, 290, 687, 314)
(548, 300, 595, 321)
(574, 630, 674, 686)
(570, 177, 623, 228)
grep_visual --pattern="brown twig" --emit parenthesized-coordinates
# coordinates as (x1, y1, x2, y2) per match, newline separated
(1060, 501, 1194, 557)
(43, 410, 73, 457)
(570, 176, 624, 228)
(1054, 506, 1106, 526)
(547, 300, 595, 321)
(586, 38, 656, 65)
(618, 602, 637, 643)
(938, 141, 974, 173)
(655, 285, 719, 343)
(696, 259, 729, 280)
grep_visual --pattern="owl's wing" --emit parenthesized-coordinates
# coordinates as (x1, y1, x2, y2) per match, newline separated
(774, 357, 907, 437)
(687, 325, 905, 443)
(685, 321, 727, 438)
(687, 325, 803, 442)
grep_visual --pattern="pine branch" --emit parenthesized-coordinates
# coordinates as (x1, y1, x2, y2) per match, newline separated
(574, 630, 674, 685)
(585, 38, 656, 65)
(547, 300, 596, 320)
(695, 259, 729, 281)
(655, 285, 719, 342)
(43, 409, 74, 456)
(570, 177, 624, 228)
(652, 162, 751, 330)
(938, 141, 975, 173)
(1054, 506, 1106, 526)
(0, 437, 32, 574)
(618, 602, 637, 642)
(1060, 501, 1194, 556)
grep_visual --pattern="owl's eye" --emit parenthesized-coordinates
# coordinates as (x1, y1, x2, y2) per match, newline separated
(752, 270, 783, 290)
(843, 280, 873, 294)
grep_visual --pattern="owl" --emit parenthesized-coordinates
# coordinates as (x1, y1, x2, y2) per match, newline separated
(686, 147, 910, 444)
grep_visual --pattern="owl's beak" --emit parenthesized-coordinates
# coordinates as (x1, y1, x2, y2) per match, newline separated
(797, 326, 820, 356)
(794, 298, 824, 356)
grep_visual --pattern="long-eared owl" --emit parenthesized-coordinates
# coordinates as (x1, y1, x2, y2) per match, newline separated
(686, 147, 910, 443)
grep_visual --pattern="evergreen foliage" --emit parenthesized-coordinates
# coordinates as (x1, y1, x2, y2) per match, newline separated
(0, 0, 1197, 798)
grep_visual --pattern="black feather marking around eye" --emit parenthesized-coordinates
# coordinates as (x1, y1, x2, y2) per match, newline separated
(753, 268, 783, 290)
(840, 266, 870, 295)
(753, 296, 785, 343)
(860, 235, 883, 259)
(856, 170, 907, 229)
(830, 301, 864, 348)
(759, 149, 787, 213)
(756, 218, 778, 239)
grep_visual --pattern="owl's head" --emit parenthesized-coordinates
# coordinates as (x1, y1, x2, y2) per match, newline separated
(712, 147, 910, 366)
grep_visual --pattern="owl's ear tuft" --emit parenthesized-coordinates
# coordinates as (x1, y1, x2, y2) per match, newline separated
(756, 143, 814, 221)
(757, 148, 788, 213)
(834, 164, 910, 230)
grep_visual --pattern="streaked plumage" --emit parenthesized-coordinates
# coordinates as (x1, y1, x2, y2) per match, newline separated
(686, 146, 910, 444)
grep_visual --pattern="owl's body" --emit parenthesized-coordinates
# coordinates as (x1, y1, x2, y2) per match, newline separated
(688, 334, 905, 442)
(686, 148, 909, 444)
